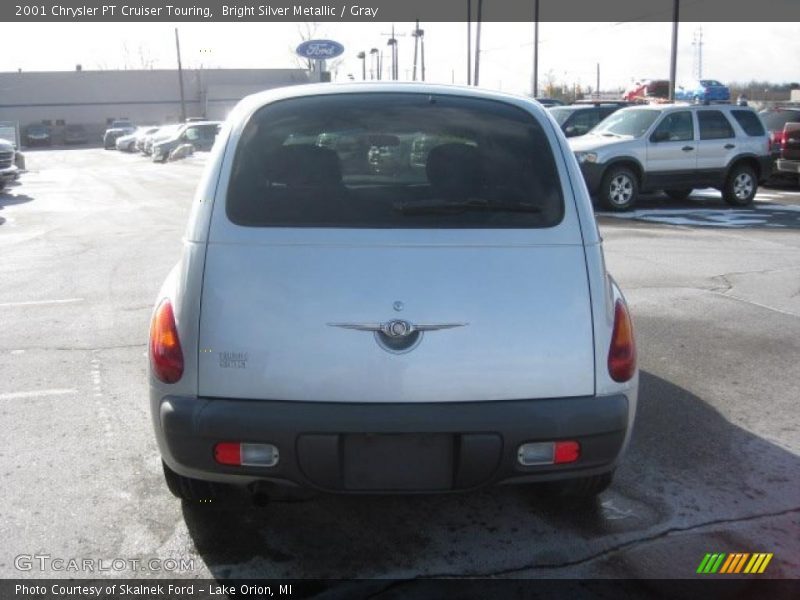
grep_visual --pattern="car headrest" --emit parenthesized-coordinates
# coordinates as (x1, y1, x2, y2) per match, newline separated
(265, 145, 342, 186)
(425, 143, 482, 199)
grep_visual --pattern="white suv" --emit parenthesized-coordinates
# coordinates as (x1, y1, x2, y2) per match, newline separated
(568, 104, 771, 210)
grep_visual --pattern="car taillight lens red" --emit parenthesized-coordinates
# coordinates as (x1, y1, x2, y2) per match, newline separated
(214, 442, 241, 466)
(149, 299, 184, 383)
(608, 300, 636, 382)
(554, 441, 581, 464)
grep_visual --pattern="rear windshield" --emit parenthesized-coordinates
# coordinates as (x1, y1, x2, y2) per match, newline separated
(759, 110, 800, 131)
(226, 93, 564, 228)
(731, 110, 766, 136)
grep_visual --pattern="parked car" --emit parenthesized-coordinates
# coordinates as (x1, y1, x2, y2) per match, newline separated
(675, 79, 731, 105)
(758, 106, 800, 179)
(569, 103, 770, 210)
(24, 124, 51, 147)
(0, 138, 19, 190)
(149, 83, 639, 503)
(103, 124, 136, 149)
(142, 124, 181, 155)
(535, 97, 565, 107)
(135, 126, 162, 153)
(151, 121, 221, 162)
(622, 79, 669, 103)
(116, 126, 156, 152)
(775, 122, 800, 184)
(548, 103, 626, 138)
(63, 124, 89, 145)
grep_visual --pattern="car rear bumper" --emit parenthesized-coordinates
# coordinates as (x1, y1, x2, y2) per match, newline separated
(776, 159, 800, 174)
(153, 393, 631, 493)
(1, 165, 19, 182)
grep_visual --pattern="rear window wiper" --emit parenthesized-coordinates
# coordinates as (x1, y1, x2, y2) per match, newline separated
(394, 198, 541, 215)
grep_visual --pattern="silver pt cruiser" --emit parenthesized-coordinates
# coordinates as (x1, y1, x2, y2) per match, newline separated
(149, 83, 638, 502)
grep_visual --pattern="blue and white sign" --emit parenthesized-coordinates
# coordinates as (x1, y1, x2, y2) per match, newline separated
(296, 39, 345, 60)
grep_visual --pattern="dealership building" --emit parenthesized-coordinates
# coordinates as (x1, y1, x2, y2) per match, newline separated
(0, 67, 311, 143)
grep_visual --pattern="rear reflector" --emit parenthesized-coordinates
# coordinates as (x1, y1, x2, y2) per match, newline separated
(149, 299, 184, 384)
(214, 442, 241, 466)
(554, 441, 581, 464)
(517, 441, 581, 466)
(214, 442, 279, 467)
(608, 300, 636, 382)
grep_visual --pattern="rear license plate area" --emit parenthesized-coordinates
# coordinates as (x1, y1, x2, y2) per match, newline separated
(343, 433, 453, 491)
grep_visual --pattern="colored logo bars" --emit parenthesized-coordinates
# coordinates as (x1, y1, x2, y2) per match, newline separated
(697, 552, 773, 574)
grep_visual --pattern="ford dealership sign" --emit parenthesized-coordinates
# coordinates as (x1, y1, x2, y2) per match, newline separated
(296, 40, 345, 60)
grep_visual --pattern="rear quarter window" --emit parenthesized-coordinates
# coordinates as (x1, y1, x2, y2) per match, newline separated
(697, 110, 735, 140)
(226, 93, 564, 229)
(731, 110, 766, 136)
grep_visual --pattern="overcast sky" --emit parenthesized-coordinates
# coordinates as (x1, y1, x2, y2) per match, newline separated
(2, 22, 798, 94)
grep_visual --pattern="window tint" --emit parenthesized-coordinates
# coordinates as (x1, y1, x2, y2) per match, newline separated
(227, 93, 564, 229)
(698, 110, 734, 140)
(566, 109, 601, 136)
(650, 111, 694, 142)
(731, 110, 766, 136)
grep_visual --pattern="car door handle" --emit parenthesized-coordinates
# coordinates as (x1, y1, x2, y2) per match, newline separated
(682, 146, 694, 152)
(724, 143, 736, 149)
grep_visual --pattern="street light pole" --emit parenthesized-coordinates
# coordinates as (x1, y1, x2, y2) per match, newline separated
(669, 0, 680, 101)
(532, 0, 539, 97)
(174, 28, 186, 123)
(474, 0, 483, 86)
(357, 51, 366, 80)
(467, 0, 472, 85)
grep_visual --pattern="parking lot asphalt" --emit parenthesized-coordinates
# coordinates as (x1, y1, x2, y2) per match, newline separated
(1, 148, 798, 582)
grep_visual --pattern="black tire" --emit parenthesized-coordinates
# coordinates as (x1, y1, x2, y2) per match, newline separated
(664, 188, 693, 201)
(162, 461, 223, 503)
(599, 166, 639, 211)
(540, 471, 614, 502)
(723, 164, 757, 206)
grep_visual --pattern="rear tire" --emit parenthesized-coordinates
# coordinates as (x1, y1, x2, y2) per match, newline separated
(600, 166, 639, 211)
(723, 164, 757, 206)
(162, 461, 224, 503)
(665, 188, 693, 201)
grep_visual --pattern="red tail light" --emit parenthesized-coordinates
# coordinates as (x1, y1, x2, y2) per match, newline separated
(608, 300, 636, 382)
(149, 299, 184, 383)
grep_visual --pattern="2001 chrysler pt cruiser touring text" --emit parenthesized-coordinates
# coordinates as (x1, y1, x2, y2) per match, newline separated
(148, 83, 639, 502)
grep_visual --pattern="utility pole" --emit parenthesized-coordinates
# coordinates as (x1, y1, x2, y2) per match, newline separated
(412, 20, 419, 81)
(382, 24, 404, 80)
(692, 27, 703, 79)
(532, 0, 539, 97)
(174, 28, 186, 123)
(668, 0, 679, 101)
(467, 0, 472, 85)
(474, 0, 483, 86)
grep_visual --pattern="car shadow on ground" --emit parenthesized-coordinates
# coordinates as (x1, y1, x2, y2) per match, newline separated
(0, 191, 34, 226)
(179, 371, 800, 580)
(596, 192, 800, 230)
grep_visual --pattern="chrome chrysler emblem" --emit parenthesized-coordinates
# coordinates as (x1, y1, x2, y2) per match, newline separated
(327, 319, 467, 353)
(328, 320, 467, 337)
